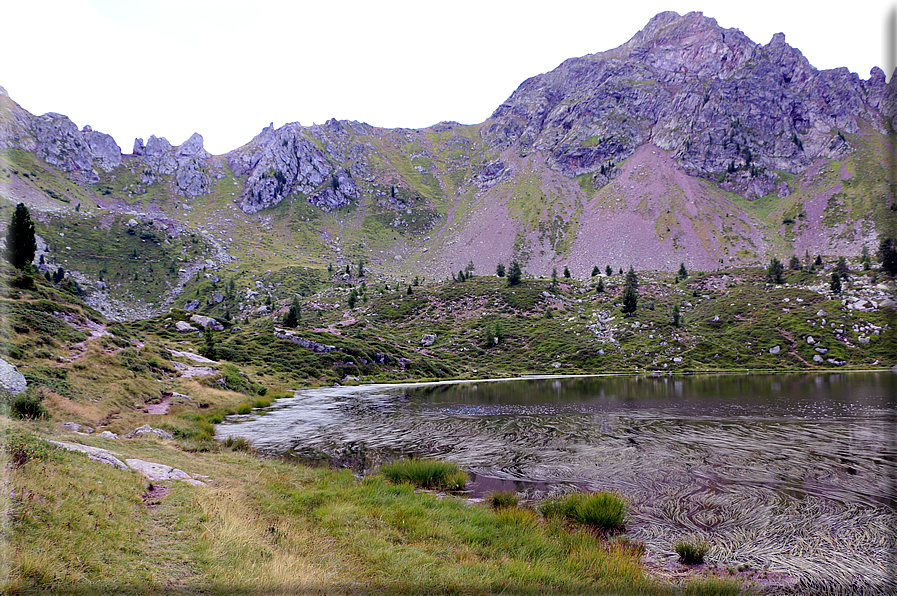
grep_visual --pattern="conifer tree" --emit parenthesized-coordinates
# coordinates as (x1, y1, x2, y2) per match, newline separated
(7, 203, 36, 270)
(507, 261, 522, 286)
(283, 297, 301, 328)
(563, 266, 571, 278)
(496, 262, 506, 277)
(591, 266, 599, 277)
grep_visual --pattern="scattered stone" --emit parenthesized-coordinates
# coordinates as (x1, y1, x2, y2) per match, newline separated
(274, 329, 339, 353)
(60, 421, 84, 433)
(858, 336, 870, 344)
(47, 440, 129, 471)
(421, 334, 436, 347)
(815, 347, 828, 354)
(175, 321, 198, 332)
(125, 459, 204, 485)
(806, 336, 815, 345)
(813, 355, 824, 363)
(0, 357, 27, 395)
(673, 357, 683, 363)
(189, 314, 224, 331)
(816, 310, 827, 317)
(343, 376, 359, 382)
(551, 362, 562, 368)
(98, 431, 119, 439)
(769, 345, 781, 355)
(184, 300, 200, 311)
(826, 358, 846, 366)
(124, 424, 174, 440)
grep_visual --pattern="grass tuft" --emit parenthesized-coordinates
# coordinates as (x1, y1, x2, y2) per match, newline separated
(539, 491, 628, 531)
(379, 458, 465, 490)
(487, 490, 519, 509)
(674, 537, 710, 564)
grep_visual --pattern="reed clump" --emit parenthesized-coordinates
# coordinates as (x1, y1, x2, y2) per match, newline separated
(674, 538, 709, 564)
(379, 458, 467, 490)
(487, 490, 520, 509)
(539, 491, 628, 532)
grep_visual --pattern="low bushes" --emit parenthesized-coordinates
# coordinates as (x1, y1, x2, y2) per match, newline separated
(379, 458, 467, 490)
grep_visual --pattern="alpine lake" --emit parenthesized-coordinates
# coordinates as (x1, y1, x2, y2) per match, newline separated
(216, 371, 897, 594)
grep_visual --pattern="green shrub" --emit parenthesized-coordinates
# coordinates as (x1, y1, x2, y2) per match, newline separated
(487, 490, 519, 509)
(674, 538, 709, 564)
(379, 459, 465, 490)
(235, 402, 253, 415)
(2, 388, 49, 420)
(538, 491, 627, 531)
(4, 429, 59, 467)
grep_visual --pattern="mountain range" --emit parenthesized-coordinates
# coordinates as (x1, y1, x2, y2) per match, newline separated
(1, 10, 895, 320)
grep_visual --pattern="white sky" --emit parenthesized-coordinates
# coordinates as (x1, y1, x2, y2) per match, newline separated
(0, 0, 893, 155)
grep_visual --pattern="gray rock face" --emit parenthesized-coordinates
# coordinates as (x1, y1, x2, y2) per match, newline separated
(32, 113, 123, 183)
(228, 122, 358, 214)
(483, 11, 896, 199)
(133, 133, 213, 198)
(0, 357, 27, 394)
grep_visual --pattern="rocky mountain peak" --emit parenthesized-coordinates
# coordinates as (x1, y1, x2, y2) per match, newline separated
(484, 10, 892, 199)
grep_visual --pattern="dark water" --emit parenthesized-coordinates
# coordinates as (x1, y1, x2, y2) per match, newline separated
(217, 372, 897, 593)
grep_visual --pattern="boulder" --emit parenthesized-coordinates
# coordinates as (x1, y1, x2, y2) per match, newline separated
(124, 424, 174, 440)
(813, 354, 824, 363)
(806, 336, 815, 345)
(0, 357, 27, 395)
(769, 345, 781, 355)
(184, 300, 200, 311)
(421, 334, 436, 347)
(175, 321, 198, 332)
(190, 314, 224, 331)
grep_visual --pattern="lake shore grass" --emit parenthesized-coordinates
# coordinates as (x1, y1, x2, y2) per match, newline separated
(3, 419, 749, 595)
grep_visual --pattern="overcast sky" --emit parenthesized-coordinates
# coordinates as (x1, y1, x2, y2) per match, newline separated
(0, 0, 893, 155)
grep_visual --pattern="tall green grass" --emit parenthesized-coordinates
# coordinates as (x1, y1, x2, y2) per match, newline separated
(539, 491, 628, 531)
(379, 458, 467, 490)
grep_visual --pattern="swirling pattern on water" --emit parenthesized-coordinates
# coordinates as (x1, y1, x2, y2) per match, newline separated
(217, 372, 897, 594)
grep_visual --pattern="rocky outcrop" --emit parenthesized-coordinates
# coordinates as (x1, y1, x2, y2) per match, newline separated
(132, 132, 215, 198)
(31, 113, 122, 183)
(483, 11, 896, 198)
(227, 122, 359, 214)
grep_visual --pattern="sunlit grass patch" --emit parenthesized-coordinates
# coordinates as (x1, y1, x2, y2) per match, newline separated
(379, 458, 466, 490)
(539, 490, 628, 532)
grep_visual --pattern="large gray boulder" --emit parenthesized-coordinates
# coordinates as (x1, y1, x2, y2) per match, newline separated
(190, 314, 224, 331)
(0, 357, 27, 394)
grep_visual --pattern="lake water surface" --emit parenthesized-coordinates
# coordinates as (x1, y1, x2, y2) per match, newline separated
(217, 372, 897, 594)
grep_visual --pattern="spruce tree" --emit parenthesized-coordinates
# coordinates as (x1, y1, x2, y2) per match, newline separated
(496, 262, 506, 277)
(830, 272, 842, 294)
(507, 261, 522, 286)
(283, 297, 301, 328)
(563, 266, 571, 278)
(591, 266, 599, 277)
(7, 203, 36, 270)
(678, 263, 688, 279)
(606, 265, 612, 276)
(622, 266, 638, 315)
